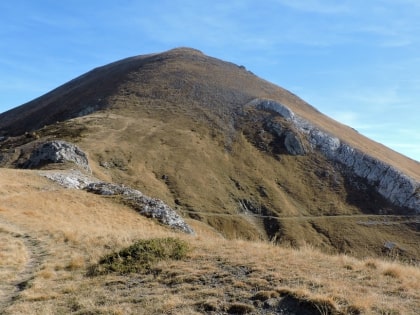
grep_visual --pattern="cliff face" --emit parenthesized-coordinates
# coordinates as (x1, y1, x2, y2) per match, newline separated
(253, 98, 419, 213)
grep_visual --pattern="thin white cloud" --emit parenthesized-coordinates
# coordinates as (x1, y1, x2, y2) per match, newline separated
(272, 0, 351, 14)
(328, 111, 360, 126)
(367, 128, 420, 161)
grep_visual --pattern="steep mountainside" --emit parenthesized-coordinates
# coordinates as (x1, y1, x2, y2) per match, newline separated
(0, 47, 419, 261)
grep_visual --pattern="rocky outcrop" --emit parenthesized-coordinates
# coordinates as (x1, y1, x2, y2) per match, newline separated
(335, 146, 419, 211)
(251, 99, 295, 121)
(262, 117, 306, 156)
(22, 141, 90, 172)
(41, 170, 98, 189)
(86, 182, 194, 234)
(284, 131, 306, 156)
(41, 170, 194, 234)
(303, 128, 419, 212)
(252, 98, 420, 213)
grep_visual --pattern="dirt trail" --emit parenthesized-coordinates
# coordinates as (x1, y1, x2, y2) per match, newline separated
(0, 219, 47, 313)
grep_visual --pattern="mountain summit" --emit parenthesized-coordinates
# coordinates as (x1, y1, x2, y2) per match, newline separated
(0, 47, 419, 259)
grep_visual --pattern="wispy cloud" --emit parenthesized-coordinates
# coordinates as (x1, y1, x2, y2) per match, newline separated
(328, 111, 360, 127)
(368, 128, 420, 161)
(272, 0, 351, 14)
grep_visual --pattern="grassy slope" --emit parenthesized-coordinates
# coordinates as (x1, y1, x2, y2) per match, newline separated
(70, 109, 420, 261)
(0, 169, 419, 314)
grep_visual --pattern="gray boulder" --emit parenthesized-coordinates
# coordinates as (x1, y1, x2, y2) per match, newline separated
(23, 140, 90, 172)
(284, 131, 306, 156)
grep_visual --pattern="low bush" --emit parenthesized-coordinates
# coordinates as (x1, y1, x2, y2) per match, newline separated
(87, 237, 189, 275)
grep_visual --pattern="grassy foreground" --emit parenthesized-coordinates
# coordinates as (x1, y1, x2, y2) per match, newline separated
(0, 169, 419, 314)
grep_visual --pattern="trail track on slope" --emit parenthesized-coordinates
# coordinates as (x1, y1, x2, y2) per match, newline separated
(0, 219, 47, 313)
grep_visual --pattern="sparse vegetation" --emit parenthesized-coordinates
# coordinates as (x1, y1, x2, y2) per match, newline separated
(87, 237, 189, 275)
(226, 302, 255, 314)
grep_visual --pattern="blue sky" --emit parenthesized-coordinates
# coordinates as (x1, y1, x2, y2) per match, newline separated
(1, 0, 419, 161)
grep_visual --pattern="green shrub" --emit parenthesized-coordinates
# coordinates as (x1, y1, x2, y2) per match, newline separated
(88, 237, 189, 275)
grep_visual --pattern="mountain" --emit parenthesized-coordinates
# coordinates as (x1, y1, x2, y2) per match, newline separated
(1, 47, 420, 315)
(0, 47, 419, 258)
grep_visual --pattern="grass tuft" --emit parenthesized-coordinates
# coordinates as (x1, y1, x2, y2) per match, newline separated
(382, 267, 401, 279)
(87, 237, 189, 275)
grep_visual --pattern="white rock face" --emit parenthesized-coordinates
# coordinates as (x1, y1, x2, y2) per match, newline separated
(41, 170, 98, 189)
(249, 99, 295, 121)
(251, 98, 420, 213)
(307, 129, 341, 156)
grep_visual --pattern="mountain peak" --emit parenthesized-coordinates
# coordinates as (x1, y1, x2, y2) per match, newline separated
(163, 46, 205, 55)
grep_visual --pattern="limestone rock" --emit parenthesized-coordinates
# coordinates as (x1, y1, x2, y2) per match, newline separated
(305, 127, 419, 213)
(41, 171, 194, 234)
(284, 131, 306, 156)
(41, 170, 98, 189)
(85, 182, 195, 234)
(23, 140, 90, 172)
(250, 99, 295, 121)
(250, 98, 420, 213)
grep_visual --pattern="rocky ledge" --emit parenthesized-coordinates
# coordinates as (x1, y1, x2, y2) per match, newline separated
(86, 182, 194, 234)
(41, 170, 194, 234)
(252, 98, 420, 213)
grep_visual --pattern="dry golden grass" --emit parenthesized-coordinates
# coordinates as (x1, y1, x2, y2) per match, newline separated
(0, 225, 29, 288)
(0, 168, 419, 314)
(0, 231, 28, 272)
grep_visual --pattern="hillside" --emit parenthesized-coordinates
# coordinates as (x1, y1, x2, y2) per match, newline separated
(0, 169, 419, 314)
